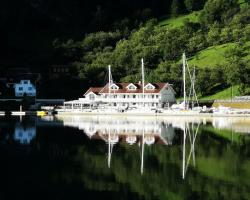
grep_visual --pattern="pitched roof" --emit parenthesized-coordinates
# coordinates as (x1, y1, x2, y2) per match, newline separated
(99, 83, 171, 94)
(84, 87, 103, 95)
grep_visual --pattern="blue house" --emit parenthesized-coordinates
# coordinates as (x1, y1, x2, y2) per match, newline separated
(14, 80, 36, 97)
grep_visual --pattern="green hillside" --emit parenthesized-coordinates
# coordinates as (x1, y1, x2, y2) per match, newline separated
(199, 85, 240, 100)
(59, 0, 250, 100)
(159, 11, 201, 28)
(188, 41, 250, 68)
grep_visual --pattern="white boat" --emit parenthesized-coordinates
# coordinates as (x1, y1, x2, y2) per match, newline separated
(11, 111, 26, 116)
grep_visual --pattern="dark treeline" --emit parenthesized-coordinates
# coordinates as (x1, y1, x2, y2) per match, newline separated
(0, 0, 207, 67)
(1, 0, 249, 98)
(55, 0, 250, 97)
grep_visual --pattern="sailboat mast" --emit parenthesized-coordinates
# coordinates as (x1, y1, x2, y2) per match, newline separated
(141, 58, 145, 106)
(182, 53, 186, 109)
(108, 65, 111, 105)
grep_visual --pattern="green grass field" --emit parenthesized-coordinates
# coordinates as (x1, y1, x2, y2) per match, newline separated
(158, 6, 250, 100)
(188, 41, 250, 68)
(199, 85, 241, 100)
(158, 11, 201, 28)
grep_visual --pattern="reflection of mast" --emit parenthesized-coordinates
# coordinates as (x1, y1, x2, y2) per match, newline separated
(108, 125, 111, 168)
(182, 122, 186, 179)
(182, 122, 200, 179)
(141, 129, 145, 174)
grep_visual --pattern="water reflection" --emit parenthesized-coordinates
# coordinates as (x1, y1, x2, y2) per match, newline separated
(54, 116, 202, 177)
(14, 124, 36, 144)
(0, 116, 249, 200)
(51, 115, 250, 179)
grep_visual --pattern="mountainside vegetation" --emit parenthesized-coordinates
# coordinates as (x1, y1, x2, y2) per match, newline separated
(56, 0, 250, 98)
(1, 0, 250, 98)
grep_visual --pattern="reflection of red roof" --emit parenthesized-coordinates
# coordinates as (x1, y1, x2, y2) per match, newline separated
(84, 87, 103, 95)
(91, 132, 170, 145)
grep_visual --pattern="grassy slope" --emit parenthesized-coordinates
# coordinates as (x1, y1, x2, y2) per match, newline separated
(188, 41, 250, 68)
(199, 85, 241, 100)
(158, 11, 200, 28)
(158, 9, 249, 99)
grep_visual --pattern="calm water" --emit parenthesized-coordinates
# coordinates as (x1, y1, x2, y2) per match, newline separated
(0, 115, 249, 200)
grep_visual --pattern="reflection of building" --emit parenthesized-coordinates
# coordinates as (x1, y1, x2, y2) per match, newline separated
(51, 115, 202, 176)
(60, 116, 176, 146)
(212, 117, 250, 134)
(14, 80, 36, 97)
(14, 125, 36, 144)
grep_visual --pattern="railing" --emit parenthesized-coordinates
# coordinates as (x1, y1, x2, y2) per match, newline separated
(91, 97, 159, 103)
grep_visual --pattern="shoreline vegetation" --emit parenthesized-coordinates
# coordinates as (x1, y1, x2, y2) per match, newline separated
(0, 0, 249, 101)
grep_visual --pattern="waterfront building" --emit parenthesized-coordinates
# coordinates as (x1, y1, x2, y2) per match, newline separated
(14, 80, 36, 97)
(64, 82, 176, 109)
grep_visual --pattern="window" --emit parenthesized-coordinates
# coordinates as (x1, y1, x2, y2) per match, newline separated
(19, 87, 23, 91)
(110, 84, 119, 90)
(28, 87, 32, 91)
(156, 95, 159, 99)
(89, 94, 95, 100)
(133, 95, 136, 98)
(23, 81, 28, 84)
(145, 83, 155, 90)
(126, 83, 137, 90)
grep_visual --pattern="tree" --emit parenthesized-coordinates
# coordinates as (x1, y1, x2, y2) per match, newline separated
(224, 45, 250, 94)
(201, 0, 240, 25)
(184, 0, 207, 12)
(170, 0, 184, 17)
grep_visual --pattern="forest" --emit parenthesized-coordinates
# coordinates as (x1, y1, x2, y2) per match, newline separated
(1, 0, 250, 98)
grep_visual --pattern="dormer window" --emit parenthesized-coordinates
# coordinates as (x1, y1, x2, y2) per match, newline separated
(21, 80, 29, 84)
(144, 83, 155, 90)
(126, 83, 137, 90)
(110, 84, 119, 90)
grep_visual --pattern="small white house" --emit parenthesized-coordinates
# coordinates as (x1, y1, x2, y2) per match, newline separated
(14, 80, 36, 97)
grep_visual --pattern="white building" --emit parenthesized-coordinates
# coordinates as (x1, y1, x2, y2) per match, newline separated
(64, 82, 176, 109)
(14, 80, 36, 97)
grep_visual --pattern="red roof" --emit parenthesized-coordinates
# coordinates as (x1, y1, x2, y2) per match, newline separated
(100, 83, 171, 94)
(84, 83, 175, 95)
(84, 87, 103, 95)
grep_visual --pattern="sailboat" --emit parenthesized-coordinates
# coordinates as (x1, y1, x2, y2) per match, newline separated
(125, 58, 159, 114)
(170, 53, 201, 113)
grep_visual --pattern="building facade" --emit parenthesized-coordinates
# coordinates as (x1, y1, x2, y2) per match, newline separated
(64, 82, 176, 109)
(14, 80, 36, 97)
